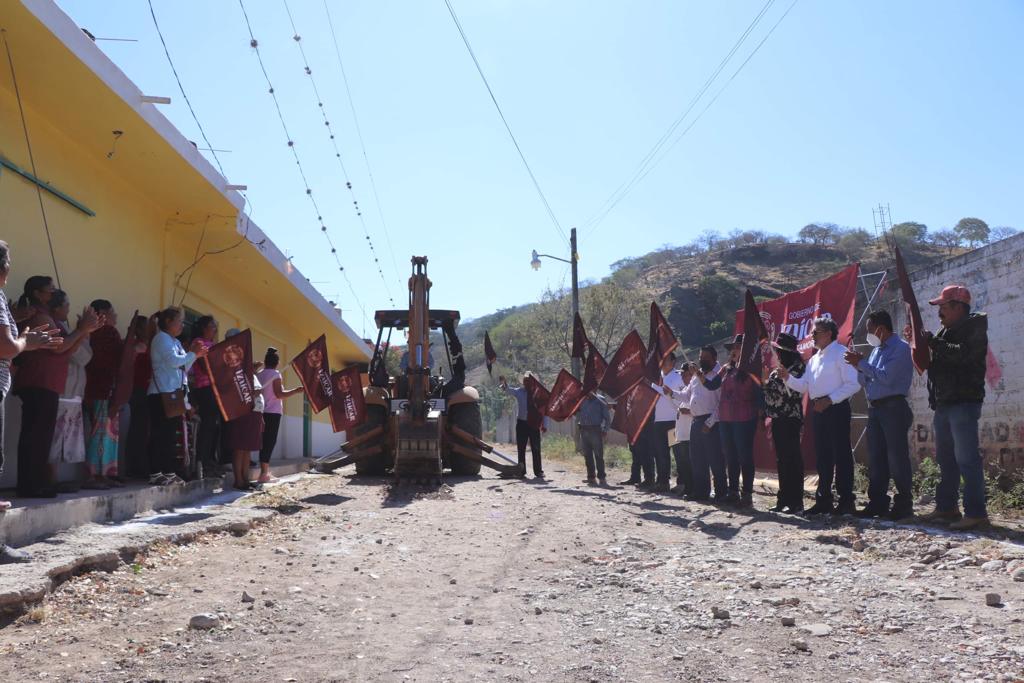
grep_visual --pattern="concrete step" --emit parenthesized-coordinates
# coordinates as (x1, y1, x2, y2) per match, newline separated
(0, 459, 310, 547)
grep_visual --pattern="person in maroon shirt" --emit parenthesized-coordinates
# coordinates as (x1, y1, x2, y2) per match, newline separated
(83, 300, 124, 488)
(717, 334, 763, 507)
(13, 276, 100, 497)
(125, 314, 153, 479)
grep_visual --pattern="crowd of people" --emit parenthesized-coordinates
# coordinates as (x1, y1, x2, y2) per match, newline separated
(0, 240, 304, 563)
(518, 284, 990, 533)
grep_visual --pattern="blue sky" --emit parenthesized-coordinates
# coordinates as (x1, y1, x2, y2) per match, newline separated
(56, 0, 1024, 330)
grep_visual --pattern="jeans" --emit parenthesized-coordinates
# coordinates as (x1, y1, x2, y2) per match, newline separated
(689, 416, 726, 500)
(672, 441, 692, 493)
(515, 419, 543, 476)
(15, 387, 59, 495)
(720, 419, 757, 496)
(260, 413, 282, 464)
(810, 399, 854, 505)
(579, 427, 606, 480)
(866, 398, 914, 511)
(646, 420, 674, 485)
(933, 402, 986, 518)
(770, 416, 804, 509)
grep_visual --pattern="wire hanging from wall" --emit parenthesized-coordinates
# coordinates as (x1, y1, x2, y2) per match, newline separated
(237, 0, 370, 330)
(281, 0, 396, 306)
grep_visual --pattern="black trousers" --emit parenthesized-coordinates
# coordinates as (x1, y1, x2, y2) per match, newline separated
(672, 441, 692, 493)
(644, 420, 674, 485)
(579, 426, 606, 480)
(515, 419, 543, 476)
(125, 387, 151, 478)
(15, 387, 59, 495)
(771, 416, 804, 509)
(148, 394, 183, 477)
(193, 386, 221, 466)
(0, 390, 6, 478)
(811, 399, 854, 505)
(260, 413, 282, 464)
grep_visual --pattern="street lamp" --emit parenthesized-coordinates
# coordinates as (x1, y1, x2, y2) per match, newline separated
(530, 228, 581, 380)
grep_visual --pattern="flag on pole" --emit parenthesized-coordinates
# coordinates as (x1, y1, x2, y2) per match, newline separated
(484, 331, 497, 376)
(523, 374, 550, 430)
(582, 341, 607, 395)
(204, 329, 257, 421)
(893, 243, 930, 374)
(644, 301, 679, 383)
(328, 365, 367, 432)
(598, 330, 647, 398)
(545, 369, 587, 421)
(571, 312, 589, 359)
(610, 382, 659, 445)
(738, 289, 770, 383)
(291, 335, 333, 413)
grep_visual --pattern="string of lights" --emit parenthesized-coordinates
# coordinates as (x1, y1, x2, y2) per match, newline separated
(280, 0, 396, 306)
(237, 0, 370, 329)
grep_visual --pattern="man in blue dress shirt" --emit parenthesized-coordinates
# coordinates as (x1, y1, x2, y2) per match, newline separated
(845, 310, 914, 520)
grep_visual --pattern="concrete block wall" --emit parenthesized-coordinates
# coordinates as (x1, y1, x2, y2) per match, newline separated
(894, 233, 1024, 473)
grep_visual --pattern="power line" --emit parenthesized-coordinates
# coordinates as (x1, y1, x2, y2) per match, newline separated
(582, 0, 777, 236)
(443, 0, 568, 246)
(281, 0, 397, 306)
(237, 0, 371, 330)
(322, 0, 403, 285)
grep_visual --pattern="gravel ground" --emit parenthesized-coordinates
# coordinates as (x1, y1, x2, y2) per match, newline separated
(0, 460, 1022, 682)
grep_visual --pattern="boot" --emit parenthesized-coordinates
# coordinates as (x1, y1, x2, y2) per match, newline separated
(918, 507, 962, 523)
(949, 515, 989, 531)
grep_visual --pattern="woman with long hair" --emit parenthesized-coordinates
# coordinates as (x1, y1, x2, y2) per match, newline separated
(0, 242, 60, 564)
(255, 347, 303, 484)
(13, 276, 100, 497)
(188, 315, 222, 476)
(47, 290, 93, 486)
(83, 299, 125, 488)
(146, 307, 207, 484)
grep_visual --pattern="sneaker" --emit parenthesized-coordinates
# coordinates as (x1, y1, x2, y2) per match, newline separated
(598, 477, 607, 487)
(739, 494, 753, 508)
(803, 502, 834, 516)
(654, 482, 671, 493)
(619, 478, 640, 485)
(1, 499, 12, 511)
(949, 515, 990, 531)
(0, 544, 30, 564)
(586, 477, 598, 486)
(918, 507, 962, 523)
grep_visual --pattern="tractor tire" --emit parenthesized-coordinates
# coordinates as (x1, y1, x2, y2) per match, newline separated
(354, 405, 390, 476)
(447, 403, 483, 476)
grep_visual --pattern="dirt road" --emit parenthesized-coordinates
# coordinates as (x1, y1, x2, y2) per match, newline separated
(1, 461, 1022, 682)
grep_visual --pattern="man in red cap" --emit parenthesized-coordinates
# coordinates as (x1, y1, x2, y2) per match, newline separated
(913, 284, 989, 530)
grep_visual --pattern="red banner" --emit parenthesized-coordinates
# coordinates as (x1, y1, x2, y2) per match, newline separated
(738, 290, 770, 383)
(582, 342, 607, 395)
(610, 382, 658, 445)
(893, 243, 930, 374)
(598, 330, 647, 398)
(545, 369, 586, 422)
(205, 329, 256, 422)
(735, 263, 860, 359)
(291, 335, 333, 414)
(328, 365, 367, 433)
(734, 265, 860, 471)
(484, 331, 497, 376)
(571, 312, 589, 359)
(523, 374, 550, 430)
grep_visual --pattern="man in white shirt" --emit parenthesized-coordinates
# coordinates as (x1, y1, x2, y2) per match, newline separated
(778, 317, 861, 515)
(677, 345, 727, 501)
(644, 352, 680, 492)
(668, 362, 694, 496)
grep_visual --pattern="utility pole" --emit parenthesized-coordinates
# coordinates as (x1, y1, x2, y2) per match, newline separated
(570, 227, 581, 381)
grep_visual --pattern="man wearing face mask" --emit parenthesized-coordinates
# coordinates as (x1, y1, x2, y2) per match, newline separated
(776, 317, 861, 515)
(845, 311, 914, 520)
(908, 285, 989, 530)
(677, 345, 726, 502)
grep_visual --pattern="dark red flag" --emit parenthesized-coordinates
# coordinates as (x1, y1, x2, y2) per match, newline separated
(598, 330, 647, 398)
(644, 301, 680, 384)
(545, 369, 586, 421)
(204, 329, 256, 421)
(582, 342, 607, 395)
(523, 374, 550, 430)
(328, 365, 367, 432)
(484, 331, 497, 376)
(893, 243, 930, 374)
(738, 289, 770, 383)
(110, 309, 139, 412)
(610, 382, 659, 445)
(291, 335, 333, 414)
(571, 312, 589, 359)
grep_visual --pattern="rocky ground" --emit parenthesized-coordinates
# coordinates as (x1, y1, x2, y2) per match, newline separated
(0, 459, 1022, 682)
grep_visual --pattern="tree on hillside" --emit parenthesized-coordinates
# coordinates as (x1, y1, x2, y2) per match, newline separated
(891, 221, 928, 244)
(798, 223, 839, 245)
(837, 228, 872, 260)
(989, 226, 1019, 243)
(954, 217, 990, 247)
(929, 229, 961, 254)
(696, 230, 721, 252)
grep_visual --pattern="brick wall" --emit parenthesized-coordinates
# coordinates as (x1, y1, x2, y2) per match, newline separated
(893, 233, 1024, 473)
